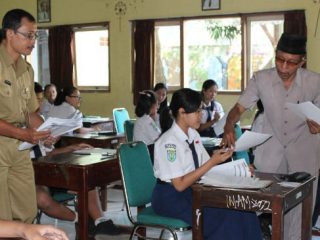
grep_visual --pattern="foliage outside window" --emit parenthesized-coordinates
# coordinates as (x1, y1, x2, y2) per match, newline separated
(154, 14, 284, 92)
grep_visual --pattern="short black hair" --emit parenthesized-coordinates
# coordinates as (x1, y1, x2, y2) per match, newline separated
(153, 82, 167, 92)
(34, 82, 43, 94)
(170, 88, 201, 118)
(44, 83, 56, 93)
(54, 86, 78, 106)
(1, 9, 35, 40)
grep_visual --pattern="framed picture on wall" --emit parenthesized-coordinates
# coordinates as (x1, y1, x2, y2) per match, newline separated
(37, 0, 51, 23)
(202, 0, 220, 10)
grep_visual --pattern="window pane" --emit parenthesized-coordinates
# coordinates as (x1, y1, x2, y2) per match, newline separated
(74, 28, 109, 88)
(154, 23, 181, 88)
(184, 18, 241, 91)
(248, 15, 284, 78)
(28, 29, 50, 86)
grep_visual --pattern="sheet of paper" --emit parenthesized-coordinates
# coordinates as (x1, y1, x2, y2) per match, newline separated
(207, 158, 251, 177)
(286, 101, 320, 124)
(213, 112, 227, 136)
(235, 131, 272, 152)
(18, 117, 82, 151)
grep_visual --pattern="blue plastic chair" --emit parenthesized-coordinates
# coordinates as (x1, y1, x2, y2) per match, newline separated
(118, 141, 190, 240)
(234, 124, 250, 164)
(113, 108, 130, 134)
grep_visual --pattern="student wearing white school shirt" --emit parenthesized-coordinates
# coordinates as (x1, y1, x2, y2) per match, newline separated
(198, 79, 224, 137)
(47, 86, 102, 133)
(40, 83, 57, 119)
(133, 90, 161, 146)
(152, 88, 261, 240)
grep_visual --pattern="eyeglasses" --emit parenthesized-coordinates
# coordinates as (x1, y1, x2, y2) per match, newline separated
(275, 56, 304, 67)
(69, 95, 82, 100)
(15, 30, 39, 40)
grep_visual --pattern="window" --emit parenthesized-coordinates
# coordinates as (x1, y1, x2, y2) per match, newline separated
(28, 24, 109, 90)
(154, 14, 284, 92)
(73, 25, 109, 90)
(27, 29, 50, 86)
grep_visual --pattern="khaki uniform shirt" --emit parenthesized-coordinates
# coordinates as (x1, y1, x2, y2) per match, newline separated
(0, 43, 38, 159)
(239, 68, 320, 176)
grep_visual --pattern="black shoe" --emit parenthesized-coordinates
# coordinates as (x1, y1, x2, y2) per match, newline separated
(259, 214, 272, 240)
(94, 220, 122, 236)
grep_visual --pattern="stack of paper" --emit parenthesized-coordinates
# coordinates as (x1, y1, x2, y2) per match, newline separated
(200, 159, 272, 189)
(235, 131, 272, 152)
(18, 117, 82, 151)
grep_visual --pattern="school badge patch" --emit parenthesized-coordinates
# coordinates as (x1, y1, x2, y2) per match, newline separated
(165, 144, 176, 162)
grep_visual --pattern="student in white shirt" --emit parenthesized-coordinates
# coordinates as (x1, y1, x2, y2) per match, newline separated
(198, 79, 224, 137)
(40, 84, 57, 119)
(133, 90, 161, 145)
(47, 86, 102, 133)
(152, 88, 261, 240)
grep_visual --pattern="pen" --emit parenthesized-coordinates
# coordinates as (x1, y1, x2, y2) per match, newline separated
(73, 152, 91, 155)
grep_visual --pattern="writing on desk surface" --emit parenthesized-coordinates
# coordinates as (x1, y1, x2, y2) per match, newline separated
(226, 194, 271, 211)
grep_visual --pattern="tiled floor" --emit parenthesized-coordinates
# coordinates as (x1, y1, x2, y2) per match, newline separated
(40, 187, 320, 240)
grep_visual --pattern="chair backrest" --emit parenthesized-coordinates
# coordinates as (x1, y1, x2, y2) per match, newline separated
(124, 119, 135, 142)
(118, 141, 156, 207)
(234, 124, 250, 164)
(113, 108, 130, 134)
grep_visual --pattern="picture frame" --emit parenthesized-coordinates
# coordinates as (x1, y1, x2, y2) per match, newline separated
(202, 0, 221, 10)
(37, 0, 51, 23)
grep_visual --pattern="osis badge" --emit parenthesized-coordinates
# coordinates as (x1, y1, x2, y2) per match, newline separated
(165, 144, 176, 162)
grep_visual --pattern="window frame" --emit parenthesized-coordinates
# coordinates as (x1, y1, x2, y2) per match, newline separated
(72, 23, 110, 92)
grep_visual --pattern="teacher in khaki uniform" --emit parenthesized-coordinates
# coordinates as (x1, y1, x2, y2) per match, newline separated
(0, 9, 51, 223)
(223, 33, 320, 240)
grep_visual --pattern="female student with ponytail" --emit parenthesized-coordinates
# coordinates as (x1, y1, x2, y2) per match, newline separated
(152, 88, 262, 240)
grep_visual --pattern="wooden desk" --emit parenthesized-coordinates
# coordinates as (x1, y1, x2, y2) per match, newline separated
(33, 152, 120, 240)
(59, 133, 126, 149)
(192, 173, 315, 240)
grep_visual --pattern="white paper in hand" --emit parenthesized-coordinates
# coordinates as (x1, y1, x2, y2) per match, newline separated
(235, 131, 271, 152)
(286, 101, 320, 124)
(18, 117, 82, 151)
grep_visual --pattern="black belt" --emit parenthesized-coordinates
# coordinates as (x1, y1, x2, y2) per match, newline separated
(156, 178, 171, 185)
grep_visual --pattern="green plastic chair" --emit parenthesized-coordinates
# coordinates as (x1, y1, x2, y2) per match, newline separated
(118, 141, 190, 240)
(124, 119, 136, 142)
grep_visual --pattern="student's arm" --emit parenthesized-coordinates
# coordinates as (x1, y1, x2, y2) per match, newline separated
(0, 220, 68, 240)
(198, 112, 220, 132)
(171, 149, 233, 192)
(222, 103, 246, 148)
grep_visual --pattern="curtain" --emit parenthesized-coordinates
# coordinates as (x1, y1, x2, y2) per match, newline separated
(48, 26, 74, 91)
(284, 10, 306, 37)
(133, 20, 154, 105)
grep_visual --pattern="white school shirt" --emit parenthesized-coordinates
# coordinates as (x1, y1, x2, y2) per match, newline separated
(47, 102, 83, 123)
(133, 114, 161, 145)
(154, 121, 210, 182)
(39, 99, 53, 119)
(200, 101, 224, 127)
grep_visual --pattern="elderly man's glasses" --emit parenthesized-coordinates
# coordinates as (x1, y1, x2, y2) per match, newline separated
(69, 95, 82, 100)
(275, 56, 304, 67)
(15, 30, 39, 40)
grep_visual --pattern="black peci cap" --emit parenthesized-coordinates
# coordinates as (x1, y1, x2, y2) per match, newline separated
(276, 33, 306, 55)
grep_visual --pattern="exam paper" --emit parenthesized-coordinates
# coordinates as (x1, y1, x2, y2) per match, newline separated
(18, 117, 82, 151)
(235, 131, 272, 152)
(207, 158, 251, 177)
(286, 101, 320, 124)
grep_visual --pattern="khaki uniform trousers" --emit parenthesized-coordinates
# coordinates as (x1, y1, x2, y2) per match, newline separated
(0, 137, 37, 223)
